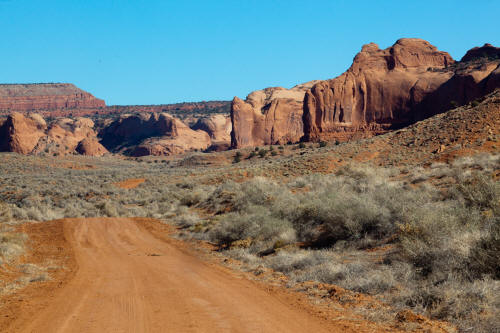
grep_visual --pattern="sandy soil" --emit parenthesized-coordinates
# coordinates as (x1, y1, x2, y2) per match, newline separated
(5, 218, 367, 333)
(114, 178, 146, 189)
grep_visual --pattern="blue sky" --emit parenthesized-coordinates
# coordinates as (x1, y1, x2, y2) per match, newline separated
(1, 0, 499, 105)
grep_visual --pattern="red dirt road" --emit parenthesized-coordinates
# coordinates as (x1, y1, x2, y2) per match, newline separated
(9, 218, 347, 333)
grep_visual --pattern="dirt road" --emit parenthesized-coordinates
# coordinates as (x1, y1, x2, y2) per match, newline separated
(9, 218, 346, 333)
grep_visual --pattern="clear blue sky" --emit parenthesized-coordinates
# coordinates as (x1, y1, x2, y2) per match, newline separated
(1, 0, 499, 105)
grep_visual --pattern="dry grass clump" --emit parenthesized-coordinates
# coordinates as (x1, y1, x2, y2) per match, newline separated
(0, 202, 27, 265)
(0, 228, 27, 265)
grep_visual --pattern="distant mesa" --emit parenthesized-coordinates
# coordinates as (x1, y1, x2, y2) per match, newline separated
(0, 83, 106, 111)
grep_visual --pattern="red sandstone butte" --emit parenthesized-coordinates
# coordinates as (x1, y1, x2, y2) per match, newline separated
(303, 39, 500, 141)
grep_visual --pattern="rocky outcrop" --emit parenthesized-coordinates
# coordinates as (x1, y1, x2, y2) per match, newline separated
(35, 117, 107, 156)
(230, 81, 318, 148)
(463, 44, 500, 95)
(0, 113, 108, 156)
(0, 83, 105, 112)
(461, 43, 500, 62)
(303, 39, 500, 141)
(192, 114, 232, 151)
(99, 113, 211, 156)
(75, 138, 108, 157)
(0, 113, 46, 154)
(192, 114, 231, 142)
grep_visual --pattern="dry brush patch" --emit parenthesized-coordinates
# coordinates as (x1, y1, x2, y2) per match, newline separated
(173, 158, 500, 332)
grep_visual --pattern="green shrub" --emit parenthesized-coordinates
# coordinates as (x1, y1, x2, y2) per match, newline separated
(233, 152, 242, 163)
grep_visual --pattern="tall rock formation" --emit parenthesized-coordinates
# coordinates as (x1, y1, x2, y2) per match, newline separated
(303, 39, 500, 141)
(230, 81, 318, 148)
(0, 83, 105, 111)
(99, 113, 211, 156)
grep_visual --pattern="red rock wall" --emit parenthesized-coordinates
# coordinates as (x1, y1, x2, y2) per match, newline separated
(230, 82, 319, 148)
(303, 39, 500, 141)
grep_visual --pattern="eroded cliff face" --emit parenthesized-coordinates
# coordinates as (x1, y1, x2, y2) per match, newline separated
(302, 39, 455, 141)
(99, 113, 211, 156)
(230, 81, 319, 148)
(303, 39, 500, 141)
(0, 83, 105, 111)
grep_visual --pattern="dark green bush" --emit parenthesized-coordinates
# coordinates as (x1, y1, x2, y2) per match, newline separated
(233, 152, 242, 163)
